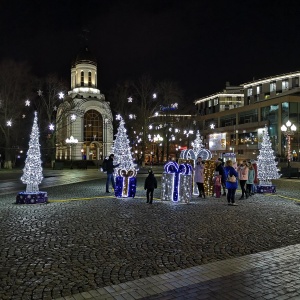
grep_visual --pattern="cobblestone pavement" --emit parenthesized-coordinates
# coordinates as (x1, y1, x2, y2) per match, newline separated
(0, 172, 300, 299)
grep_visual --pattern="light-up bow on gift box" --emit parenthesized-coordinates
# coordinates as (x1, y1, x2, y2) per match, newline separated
(115, 168, 137, 198)
(164, 161, 192, 202)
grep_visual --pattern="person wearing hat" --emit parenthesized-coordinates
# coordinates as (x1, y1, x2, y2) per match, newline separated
(144, 169, 157, 204)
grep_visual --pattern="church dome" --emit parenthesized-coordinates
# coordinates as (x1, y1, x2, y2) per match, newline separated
(72, 46, 97, 67)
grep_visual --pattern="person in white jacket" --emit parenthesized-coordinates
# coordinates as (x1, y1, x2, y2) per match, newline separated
(237, 160, 249, 199)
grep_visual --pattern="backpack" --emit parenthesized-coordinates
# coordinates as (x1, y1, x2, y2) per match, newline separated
(101, 159, 108, 172)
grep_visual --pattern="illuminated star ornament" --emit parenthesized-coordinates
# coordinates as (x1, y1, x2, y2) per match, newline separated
(116, 114, 122, 120)
(53, 106, 57, 111)
(210, 124, 215, 129)
(7, 120, 12, 126)
(37, 90, 43, 96)
(70, 114, 76, 121)
(49, 124, 55, 131)
(22, 114, 26, 118)
(127, 97, 133, 103)
(25, 99, 30, 106)
(58, 92, 64, 99)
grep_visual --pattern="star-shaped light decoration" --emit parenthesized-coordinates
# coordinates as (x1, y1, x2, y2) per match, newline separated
(53, 106, 57, 111)
(22, 114, 26, 118)
(25, 99, 30, 106)
(70, 114, 77, 121)
(153, 93, 157, 99)
(37, 89, 43, 96)
(58, 92, 64, 99)
(7, 120, 12, 126)
(210, 123, 215, 129)
(116, 114, 122, 120)
(149, 125, 153, 129)
(49, 124, 55, 131)
(127, 97, 133, 103)
(193, 120, 197, 125)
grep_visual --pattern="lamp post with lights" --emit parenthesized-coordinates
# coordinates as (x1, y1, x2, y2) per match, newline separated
(281, 120, 296, 168)
(66, 136, 78, 169)
(280, 120, 296, 181)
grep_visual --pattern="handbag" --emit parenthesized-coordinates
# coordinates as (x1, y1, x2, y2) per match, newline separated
(227, 174, 236, 183)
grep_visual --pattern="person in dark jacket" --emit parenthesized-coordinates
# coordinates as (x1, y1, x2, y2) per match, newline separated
(224, 160, 239, 206)
(215, 158, 226, 196)
(144, 169, 157, 204)
(105, 154, 119, 193)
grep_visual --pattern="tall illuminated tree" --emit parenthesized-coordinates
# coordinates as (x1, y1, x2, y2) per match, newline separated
(257, 125, 280, 185)
(112, 116, 135, 171)
(21, 111, 43, 192)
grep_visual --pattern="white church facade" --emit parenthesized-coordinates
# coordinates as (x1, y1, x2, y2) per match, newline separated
(55, 47, 114, 164)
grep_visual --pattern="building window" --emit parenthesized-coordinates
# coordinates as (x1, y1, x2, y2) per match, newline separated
(84, 109, 103, 142)
(256, 85, 262, 94)
(88, 71, 92, 87)
(247, 88, 253, 96)
(282, 80, 289, 90)
(270, 82, 276, 92)
(214, 98, 218, 106)
(81, 71, 84, 87)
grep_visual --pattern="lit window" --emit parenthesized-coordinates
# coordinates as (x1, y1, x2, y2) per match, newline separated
(282, 80, 289, 90)
(270, 82, 276, 92)
(247, 88, 253, 96)
(256, 85, 261, 94)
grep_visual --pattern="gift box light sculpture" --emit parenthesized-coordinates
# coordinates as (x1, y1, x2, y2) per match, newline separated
(161, 161, 193, 203)
(115, 168, 137, 198)
(180, 130, 212, 195)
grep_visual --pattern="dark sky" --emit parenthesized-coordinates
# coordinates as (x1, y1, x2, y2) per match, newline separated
(1, 0, 300, 102)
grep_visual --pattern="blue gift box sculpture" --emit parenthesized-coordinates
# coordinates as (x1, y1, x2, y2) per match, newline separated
(115, 168, 137, 198)
(161, 161, 193, 203)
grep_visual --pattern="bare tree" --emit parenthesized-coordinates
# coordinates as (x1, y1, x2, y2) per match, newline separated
(0, 59, 33, 169)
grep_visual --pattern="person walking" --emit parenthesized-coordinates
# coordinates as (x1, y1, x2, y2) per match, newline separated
(215, 158, 226, 196)
(105, 154, 119, 193)
(224, 160, 239, 205)
(246, 162, 255, 196)
(144, 169, 157, 204)
(194, 156, 205, 198)
(237, 160, 249, 199)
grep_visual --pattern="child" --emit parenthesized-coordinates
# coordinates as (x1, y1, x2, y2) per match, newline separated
(144, 169, 157, 204)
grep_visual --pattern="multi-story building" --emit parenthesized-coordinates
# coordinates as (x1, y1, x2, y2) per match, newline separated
(194, 72, 300, 162)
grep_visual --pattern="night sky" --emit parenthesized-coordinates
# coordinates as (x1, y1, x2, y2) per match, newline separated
(1, 0, 300, 102)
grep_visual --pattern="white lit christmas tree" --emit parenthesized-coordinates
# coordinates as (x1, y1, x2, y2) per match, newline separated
(17, 112, 48, 204)
(21, 111, 43, 191)
(257, 125, 281, 185)
(112, 117, 137, 198)
(112, 117, 135, 172)
(191, 130, 204, 153)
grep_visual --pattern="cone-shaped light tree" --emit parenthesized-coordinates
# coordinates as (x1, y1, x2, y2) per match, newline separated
(112, 117, 136, 172)
(257, 125, 281, 185)
(21, 111, 43, 192)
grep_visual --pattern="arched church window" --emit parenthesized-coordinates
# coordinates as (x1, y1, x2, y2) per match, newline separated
(81, 71, 84, 87)
(88, 71, 92, 87)
(84, 110, 103, 142)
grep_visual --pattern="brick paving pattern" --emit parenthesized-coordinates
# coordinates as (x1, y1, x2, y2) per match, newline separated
(0, 169, 300, 299)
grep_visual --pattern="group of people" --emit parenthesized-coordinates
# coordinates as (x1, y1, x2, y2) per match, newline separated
(104, 153, 257, 206)
(194, 157, 257, 206)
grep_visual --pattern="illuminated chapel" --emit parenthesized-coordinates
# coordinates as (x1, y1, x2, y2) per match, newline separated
(56, 47, 113, 163)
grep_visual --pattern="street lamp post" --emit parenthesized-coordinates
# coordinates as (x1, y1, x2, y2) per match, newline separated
(281, 120, 296, 169)
(66, 136, 78, 169)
